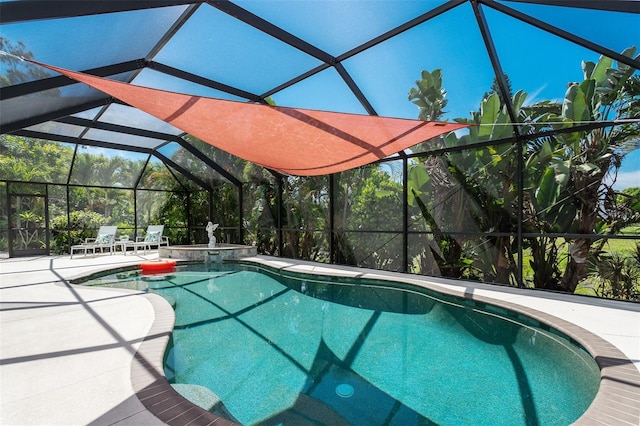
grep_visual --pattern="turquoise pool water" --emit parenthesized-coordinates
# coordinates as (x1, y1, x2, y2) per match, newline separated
(86, 263, 600, 425)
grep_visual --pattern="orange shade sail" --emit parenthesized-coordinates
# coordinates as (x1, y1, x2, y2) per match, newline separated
(31, 60, 468, 176)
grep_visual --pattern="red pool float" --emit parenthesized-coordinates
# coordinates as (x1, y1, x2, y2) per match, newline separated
(140, 259, 177, 274)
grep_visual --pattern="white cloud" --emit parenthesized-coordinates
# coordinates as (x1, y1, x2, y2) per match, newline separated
(522, 84, 563, 108)
(522, 85, 547, 107)
(611, 170, 640, 190)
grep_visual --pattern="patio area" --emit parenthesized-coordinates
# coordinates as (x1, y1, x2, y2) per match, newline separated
(0, 252, 167, 425)
(1, 253, 639, 425)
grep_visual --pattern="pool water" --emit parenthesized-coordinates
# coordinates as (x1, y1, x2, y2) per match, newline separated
(87, 263, 600, 425)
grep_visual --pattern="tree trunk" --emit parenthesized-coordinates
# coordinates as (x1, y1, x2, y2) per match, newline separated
(494, 236, 511, 284)
(561, 164, 603, 292)
(561, 238, 591, 292)
(531, 237, 561, 290)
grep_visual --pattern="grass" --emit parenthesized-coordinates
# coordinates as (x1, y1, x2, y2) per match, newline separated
(413, 229, 639, 299)
(521, 230, 640, 291)
(601, 238, 639, 254)
(620, 225, 640, 235)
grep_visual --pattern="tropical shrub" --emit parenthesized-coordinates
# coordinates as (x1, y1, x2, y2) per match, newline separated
(50, 210, 107, 254)
(408, 48, 640, 296)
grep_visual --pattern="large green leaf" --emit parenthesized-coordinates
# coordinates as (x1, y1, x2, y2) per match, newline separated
(407, 165, 430, 205)
(411, 188, 438, 232)
(539, 140, 553, 162)
(582, 60, 595, 80)
(432, 69, 443, 87)
(525, 139, 554, 180)
(609, 49, 637, 94)
(536, 167, 560, 209)
(579, 79, 596, 117)
(576, 162, 601, 175)
(548, 200, 578, 233)
(591, 55, 613, 86)
(617, 46, 638, 72)
(479, 93, 500, 138)
(408, 164, 429, 189)
(491, 111, 513, 140)
(512, 89, 528, 115)
(562, 84, 589, 122)
(551, 159, 571, 187)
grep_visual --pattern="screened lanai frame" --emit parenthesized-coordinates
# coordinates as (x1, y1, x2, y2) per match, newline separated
(1, 0, 639, 296)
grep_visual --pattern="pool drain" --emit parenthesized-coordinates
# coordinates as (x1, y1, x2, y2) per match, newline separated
(335, 383, 354, 398)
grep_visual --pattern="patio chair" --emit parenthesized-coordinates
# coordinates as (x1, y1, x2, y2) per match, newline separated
(70, 226, 118, 258)
(125, 225, 167, 254)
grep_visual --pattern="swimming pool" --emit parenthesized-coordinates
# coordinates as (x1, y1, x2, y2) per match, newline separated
(85, 262, 600, 425)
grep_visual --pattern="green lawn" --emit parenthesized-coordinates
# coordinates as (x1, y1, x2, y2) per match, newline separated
(620, 225, 640, 235)
(602, 238, 639, 254)
(522, 231, 640, 292)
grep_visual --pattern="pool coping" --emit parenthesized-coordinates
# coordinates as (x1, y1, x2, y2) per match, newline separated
(131, 293, 239, 426)
(97, 256, 639, 425)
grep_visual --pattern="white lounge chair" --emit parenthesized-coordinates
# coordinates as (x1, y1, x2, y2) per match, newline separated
(125, 225, 168, 254)
(70, 225, 118, 258)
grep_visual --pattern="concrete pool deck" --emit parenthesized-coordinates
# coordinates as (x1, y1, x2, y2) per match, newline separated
(1, 254, 639, 425)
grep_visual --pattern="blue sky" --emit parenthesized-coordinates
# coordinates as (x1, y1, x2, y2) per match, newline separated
(154, 1, 640, 188)
(2, 0, 639, 187)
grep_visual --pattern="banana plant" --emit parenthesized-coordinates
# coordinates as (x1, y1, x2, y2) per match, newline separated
(534, 47, 640, 292)
(444, 93, 522, 284)
(411, 187, 473, 277)
(408, 90, 521, 284)
(523, 138, 576, 289)
(408, 49, 639, 290)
